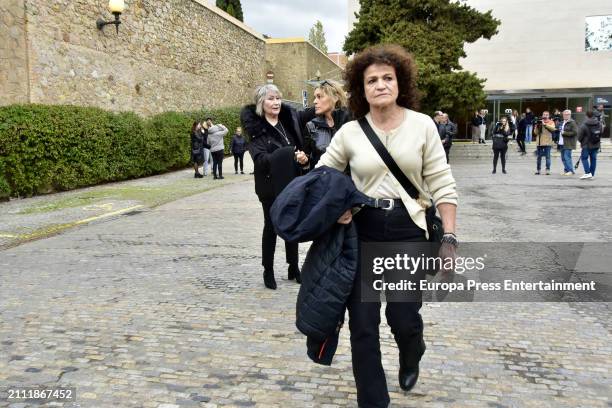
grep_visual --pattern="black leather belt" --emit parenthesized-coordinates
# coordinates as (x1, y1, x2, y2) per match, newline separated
(369, 198, 404, 211)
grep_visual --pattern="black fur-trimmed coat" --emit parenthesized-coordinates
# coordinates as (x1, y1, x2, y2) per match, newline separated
(241, 103, 314, 201)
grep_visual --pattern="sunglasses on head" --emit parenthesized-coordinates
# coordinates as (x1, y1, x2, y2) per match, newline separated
(319, 80, 332, 87)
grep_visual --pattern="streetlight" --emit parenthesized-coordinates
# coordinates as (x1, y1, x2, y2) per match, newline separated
(96, 0, 126, 34)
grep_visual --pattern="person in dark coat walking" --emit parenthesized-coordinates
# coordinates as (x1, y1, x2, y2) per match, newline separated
(303, 80, 351, 169)
(240, 84, 314, 290)
(491, 117, 512, 174)
(230, 127, 247, 174)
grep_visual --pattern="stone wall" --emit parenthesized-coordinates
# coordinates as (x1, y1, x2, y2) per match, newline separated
(265, 39, 343, 106)
(0, 0, 29, 105)
(2, 0, 266, 115)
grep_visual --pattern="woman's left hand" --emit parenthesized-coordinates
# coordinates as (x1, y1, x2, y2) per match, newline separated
(437, 242, 457, 275)
(295, 150, 309, 165)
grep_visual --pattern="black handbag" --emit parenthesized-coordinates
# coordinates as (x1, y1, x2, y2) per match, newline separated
(358, 117, 444, 242)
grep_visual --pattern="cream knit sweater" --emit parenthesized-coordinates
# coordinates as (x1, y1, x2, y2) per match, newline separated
(317, 108, 458, 235)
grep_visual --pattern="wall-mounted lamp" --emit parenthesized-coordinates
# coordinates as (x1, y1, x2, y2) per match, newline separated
(96, 0, 126, 34)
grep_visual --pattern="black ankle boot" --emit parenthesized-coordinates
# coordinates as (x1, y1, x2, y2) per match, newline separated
(399, 337, 425, 392)
(288, 264, 301, 284)
(263, 269, 277, 290)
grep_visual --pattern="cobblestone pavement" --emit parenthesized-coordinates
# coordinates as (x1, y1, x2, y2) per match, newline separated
(0, 159, 610, 408)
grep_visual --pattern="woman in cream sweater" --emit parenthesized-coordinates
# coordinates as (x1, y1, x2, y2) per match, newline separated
(317, 44, 458, 408)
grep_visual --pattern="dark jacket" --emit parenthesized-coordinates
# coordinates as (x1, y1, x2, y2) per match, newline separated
(578, 117, 603, 149)
(190, 128, 210, 163)
(240, 104, 314, 201)
(303, 108, 351, 169)
(471, 115, 483, 127)
(436, 121, 456, 147)
(492, 123, 512, 150)
(517, 118, 527, 139)
(230, 134, 247, 155)
(270, 166, 372, 365)
(560, 119, 579, 150)
(525, 112, 535, 126)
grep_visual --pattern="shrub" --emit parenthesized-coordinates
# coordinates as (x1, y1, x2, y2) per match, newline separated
(0, 104, 242, 197)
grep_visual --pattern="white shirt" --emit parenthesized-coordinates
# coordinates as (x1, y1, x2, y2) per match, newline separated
(559, 121, 567, 145)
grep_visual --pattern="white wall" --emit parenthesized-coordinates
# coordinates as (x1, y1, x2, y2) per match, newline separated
(461, 0, 612, 91)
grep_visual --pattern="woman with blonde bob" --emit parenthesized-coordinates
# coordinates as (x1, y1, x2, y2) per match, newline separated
(317, 44, 458, 407)
(303, 80, 351, 168)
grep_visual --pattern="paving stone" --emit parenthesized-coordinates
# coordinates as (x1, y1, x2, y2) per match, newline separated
(0, 159, 610, 407)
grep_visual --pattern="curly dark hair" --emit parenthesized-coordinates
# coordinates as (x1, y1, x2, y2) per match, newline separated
(344, 44, 420, 118)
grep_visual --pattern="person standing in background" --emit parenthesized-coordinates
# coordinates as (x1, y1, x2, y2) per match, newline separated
(478, 109, 487, 144)
(207, 118, 228, 180)
(559, 110, 578, 176)
(201, 120, 212, 177)
(578, 110, 603, 179)
(525, 107, 534, 144)
(491, 116, 512, 174)
(230, 127, 247, 174)
(190, 121, 205, 178)
(516, 113, 527, 155)
(533, 111, 556, 175)
(511, 109, 519, 140)
(471, 110, 482, 144)
(442, 113, 456, 163)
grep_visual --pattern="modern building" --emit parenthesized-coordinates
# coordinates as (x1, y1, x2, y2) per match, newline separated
(347, 0, 612, 137)
(461, 0, 612, 136)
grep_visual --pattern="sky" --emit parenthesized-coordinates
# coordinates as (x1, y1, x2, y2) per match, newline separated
(238, 0, 350, 53)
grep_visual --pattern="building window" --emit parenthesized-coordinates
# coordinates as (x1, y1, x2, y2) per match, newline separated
(585, 15, 612, 51)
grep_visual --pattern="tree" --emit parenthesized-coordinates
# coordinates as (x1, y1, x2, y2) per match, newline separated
(216, 0, 244, 22)
(308, 20, 329, 53)
(344, 0, 500, 118)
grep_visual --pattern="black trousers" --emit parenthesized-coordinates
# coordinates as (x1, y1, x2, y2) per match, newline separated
(233, 152, 244, 172)
(349, 206, 427, 408)
(517, 138, 526, 153)
(443, 145, 451, 163)
(493, 147, 507, 171)
(212, 150, 224, 177)
(260, 199, 298, 271)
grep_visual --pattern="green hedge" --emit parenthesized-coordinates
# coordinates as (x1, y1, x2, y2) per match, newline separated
(0, 104, 243, 197)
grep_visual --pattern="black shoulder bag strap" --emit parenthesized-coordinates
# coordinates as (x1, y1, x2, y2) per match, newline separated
(357, 117, 443, 242)
(357, 117, 419, 200)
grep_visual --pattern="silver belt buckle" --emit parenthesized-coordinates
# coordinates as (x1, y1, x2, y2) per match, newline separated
(376, 198, 395, 210)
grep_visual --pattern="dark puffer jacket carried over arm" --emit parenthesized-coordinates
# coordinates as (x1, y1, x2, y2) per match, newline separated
(270, 166, 373, 365)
